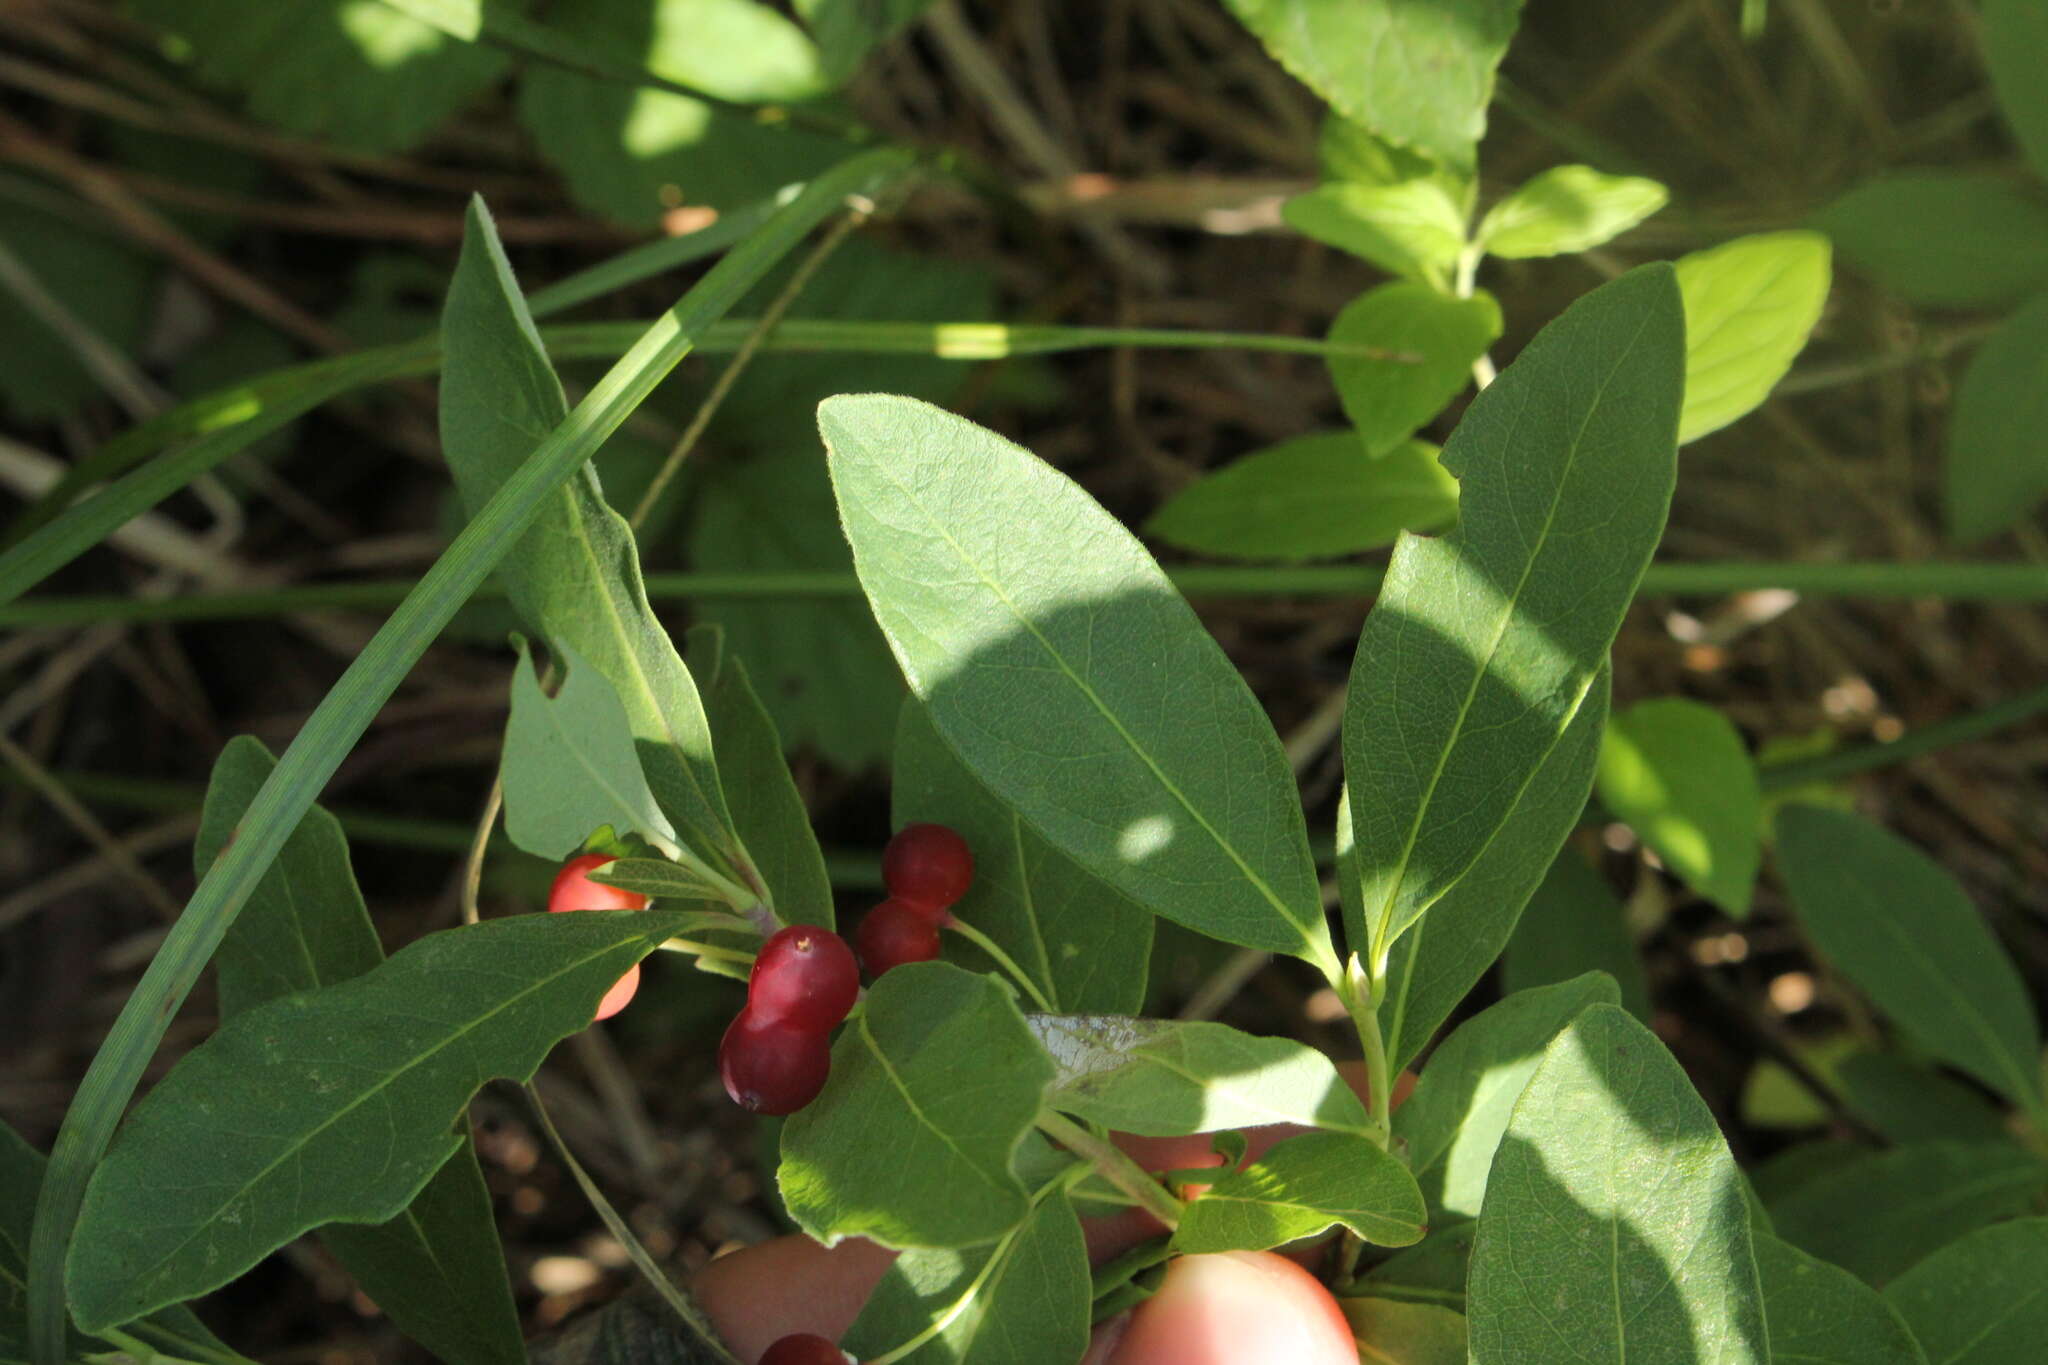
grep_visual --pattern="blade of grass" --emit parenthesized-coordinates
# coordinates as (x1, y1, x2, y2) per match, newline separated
(22, 145, 914, 1364)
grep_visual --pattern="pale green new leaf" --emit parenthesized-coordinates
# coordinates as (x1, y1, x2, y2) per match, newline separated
(896, 704, 1152, 1013)
(1885, 1218, 2048, 1364)
(501, 643, 678, 861)
(1222, 0, 1523, 169)
(687, 626, 834, 927)
(1946, 293, 2048, 543)
(1676, 231, 1832, 443)
(131, 0, 506, 152)
(1340, 1298, 1467, 1365)
(65, 910, 694, 1330)
(1145, 434, 1457, 563)
(1173, 1132, 1425, 1253)
(840, 1190, 1089, 1365)
(781, 963, 1054, 1249)
(1596, 697, 1761, 914)
(1757, 1234, 1926, 1365)
(1769, 1141, 2048, 1286)
(823, 394, 1330, 964)
(1029, 1015, 1373, 1136)
(199, 738, 522, 1365)
(1283, 182, 1468, 286)
(1468, 1005, 1767, 1364)
(1477, 165, 1668, 259)
(1394, 973, 1621, 1218)
(1816, 176, 2048, 308)
(442, 200, 745, 881)
(1375, 669, 1611, 1073)
(1501, 845, 1651, 1021)
(1344, 266, 1681, 964)
(1776, 805, 2043, 1111)
(1983, 0, 2048, 182)
(1329, 284, 1502, 454)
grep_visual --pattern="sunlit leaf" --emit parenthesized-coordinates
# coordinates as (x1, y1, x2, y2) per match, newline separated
(1468, 1005, 1767, 1363)
(824, 395, 1330, 964)
(1676, 231, 1831, 443)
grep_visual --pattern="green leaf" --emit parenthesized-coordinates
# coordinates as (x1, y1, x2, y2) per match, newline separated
(1330, 285, 1501, 455)
(1375, 668, 1612, 1073)
(1344, 265, 1682, 963)
(1946, 293, 2048, 543)
(65, 909, 693, 1330)
(823, 394, 1331, 965)
(1815, 175, 2048, 308)
(1339, 1297, 1467, 1365)
(796, 0, 935, 84)
(130, 0, 507, 152)
(1282, 182, 1469, 286)
(1835, 1051, 2009, 1146)
(22, 150, 915, 1365)
(895, 704, 1153, 1013)
(1, 1121, 228, 1365)
(1394, 973, 1621, 1219)
(1145, 434, 1458, 563)
(501, 643, 679, 861)
(1221, 0, 1524, 169)
(375, 0, 478, 40)
(1357, 1221, 1477, 1310)
(442, 200, 746, 884)
(1596, 697, 1762, 914)
(1467, 1005, 1767, 1364)
(1983, 0, 2048, 182)
(1885, 1217, 2048, 1364)
(1500, 844, 1651, 1021)
(1476, 165, 1668, 259)
(1029, 1015, 1374, 1136)
(1769, 1141, 2048, 1286)
(1776, 805, 2044, 1111)
(1172, 1131, 1426, 1253)
(0, 204, 155, 424)
(1757, 1233, 1927, 1365)
(515, 0, 841, 224)
(781, 962, 1054, 1249)
(198, 738, 523, 1365)
(687, 626, 834, 927)
(1676, 231, 1832, 443)
(840, 1189, 1089, 1365)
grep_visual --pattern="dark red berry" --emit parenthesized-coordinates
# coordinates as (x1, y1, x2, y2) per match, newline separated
(759, 1334, 851, 1365)
(748, 926, 859, 1031)
(549, 853, 651, 1021)
(719, 1008, 831, 1115)
(854, 899, 942, 977)
(881, 823, 974, 916)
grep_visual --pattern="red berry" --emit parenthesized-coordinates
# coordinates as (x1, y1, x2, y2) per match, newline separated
(748, 926, 859, 1031)
(854, 899, 942, 978)
(760, 1335, 852, 1365)
(719, 1008, 832, 1115)
(549, 853, 651, 1021)
(881, 823, 974, 916)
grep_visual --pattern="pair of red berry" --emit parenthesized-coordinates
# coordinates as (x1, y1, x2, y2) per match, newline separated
(853, 823, 975, 976)
(719, 924, 860, 1115)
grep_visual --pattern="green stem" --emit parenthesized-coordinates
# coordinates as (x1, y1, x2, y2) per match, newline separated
(1036, 1110, 1182, 1230)
(944, 917, 1056, 1013)
(12, 559, 2048, 627)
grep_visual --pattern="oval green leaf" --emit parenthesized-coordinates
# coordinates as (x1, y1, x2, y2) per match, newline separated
(1344, 266, 1682, 963)
(1676, 231, 1831, 443)
(1776, 804, 2043, 1112)
(65, 909, 693, 1330)
(1468, 1005, 1767, 1364)
(823, 394, 1330, 964)
(1145, 433, 1458, 563)
(1596, 697, 1762, 915)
